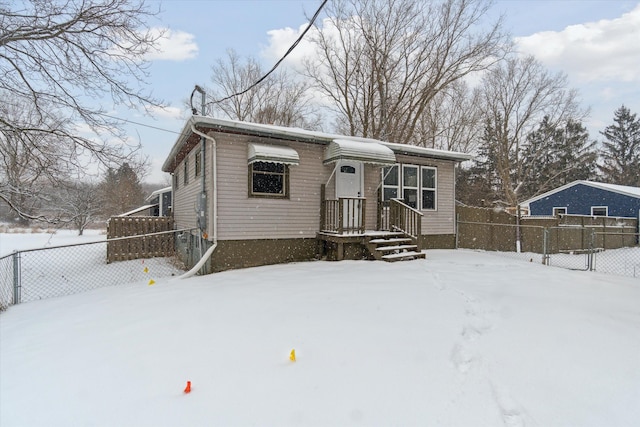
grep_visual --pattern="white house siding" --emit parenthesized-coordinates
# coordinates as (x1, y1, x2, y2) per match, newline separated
(172, 148, 202, 231)
(212, 133, 329, 241)
(395, 154, 456, 235)
(172, 133, 458, 238)
(364, 163, 383, 229)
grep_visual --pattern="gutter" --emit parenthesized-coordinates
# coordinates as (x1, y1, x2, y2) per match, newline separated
(173, 126, 218, 280)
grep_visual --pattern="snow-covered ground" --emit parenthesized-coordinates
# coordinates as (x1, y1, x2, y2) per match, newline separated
(0, 228, 106, 257)
(1, 248, 639, 426)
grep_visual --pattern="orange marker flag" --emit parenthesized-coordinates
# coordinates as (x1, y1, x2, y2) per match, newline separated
(184, 381, 191, 393)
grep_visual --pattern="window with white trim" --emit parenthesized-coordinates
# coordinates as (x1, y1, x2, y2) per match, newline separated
(183, 157, 189, 185)
(382, 165, 399, 201)
(402, 165, 419, 209)
(195, 151, 201, 177)
(552, 207, 567, 216)
(591, 206, 608, 216)
(250, 161, 289, 197)
(421, 166, 437, 210)
(382, 164, 437, 210)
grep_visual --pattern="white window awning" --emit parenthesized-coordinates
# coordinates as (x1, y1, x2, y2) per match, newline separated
(248, 143, 299, 166)
(324, 139, 396, 165)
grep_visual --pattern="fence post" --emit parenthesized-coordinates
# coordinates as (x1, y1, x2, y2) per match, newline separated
(12, 251, 21, 304)
(588, 229, 595, 271)
(543, 228, 549, 265)
(455, 213, 460, 249)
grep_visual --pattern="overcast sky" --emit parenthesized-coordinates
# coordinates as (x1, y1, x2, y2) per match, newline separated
(123, 0, 640, 183)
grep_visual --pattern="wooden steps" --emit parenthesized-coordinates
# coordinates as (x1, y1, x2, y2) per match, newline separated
(365, 233, 425, 262)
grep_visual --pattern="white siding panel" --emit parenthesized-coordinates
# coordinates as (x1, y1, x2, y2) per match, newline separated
(173, 149, 201, 231)
(395, 154, 457, 235)
(213, 134, 329, 240)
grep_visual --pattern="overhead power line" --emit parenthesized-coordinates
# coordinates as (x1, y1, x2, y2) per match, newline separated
(203, 0, 328, 109)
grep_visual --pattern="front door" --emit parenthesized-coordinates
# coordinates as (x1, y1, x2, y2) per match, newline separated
(336, 161, 363, 230)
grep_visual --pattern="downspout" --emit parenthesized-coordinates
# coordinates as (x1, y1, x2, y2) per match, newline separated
(176, 126, 218, 280)
(191, 126, 218, 244)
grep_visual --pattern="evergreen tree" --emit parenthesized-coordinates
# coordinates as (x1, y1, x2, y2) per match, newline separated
(520, 117, 596, 199)
(599, 105, 640, 186)
(456, 118, 503, 206)
(100, 163, 145, 218)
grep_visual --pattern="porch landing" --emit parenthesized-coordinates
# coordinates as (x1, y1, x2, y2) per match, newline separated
(317, 230, 426, 262)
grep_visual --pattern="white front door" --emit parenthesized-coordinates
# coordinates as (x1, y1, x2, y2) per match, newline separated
(336, 161, 363, 229)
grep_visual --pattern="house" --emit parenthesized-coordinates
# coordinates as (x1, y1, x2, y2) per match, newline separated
(117, 186, 172, 217)
(523, 180, 640, 219)
(162, 116, 472, 272)
(145, 186, 172, 217)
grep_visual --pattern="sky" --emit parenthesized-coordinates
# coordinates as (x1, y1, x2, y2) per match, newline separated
(2, 230, 640, 425)
(120, 0, 640, 184)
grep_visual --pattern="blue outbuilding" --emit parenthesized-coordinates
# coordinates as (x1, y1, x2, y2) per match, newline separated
(523, 180, 640, 219)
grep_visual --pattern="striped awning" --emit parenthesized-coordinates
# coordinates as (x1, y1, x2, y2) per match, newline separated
(324, 139, 396, 165)
(248, 143, 299, 165)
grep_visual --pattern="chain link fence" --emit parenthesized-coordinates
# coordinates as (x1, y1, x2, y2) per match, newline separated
(0, 229, 193, 311)
(457, 220, 640, 279)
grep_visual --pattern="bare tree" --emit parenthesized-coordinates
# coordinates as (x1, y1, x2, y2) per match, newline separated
(0, 0, 163, 220)
(477, 55, 586, 206)
(55, 181, 103, 235)
(417, 81, 483, 152)
(207, 49, 323, 129)
(303, 0, 507, 144)
(0, 93, 73, 222)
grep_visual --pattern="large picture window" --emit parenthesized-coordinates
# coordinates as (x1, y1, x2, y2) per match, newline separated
(250, 161, 288, 197)
(381, 163, 438, 211)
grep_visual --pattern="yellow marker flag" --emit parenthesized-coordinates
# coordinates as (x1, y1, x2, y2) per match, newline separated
(289, 349, 296, 362)
(148, 279, 156, 286)
(143, 267, 149, 273)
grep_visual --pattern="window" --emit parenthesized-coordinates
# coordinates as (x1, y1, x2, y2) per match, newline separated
(421, 167, 437, 210)
(250, 161, 288, 197)
(195, 151, 201, 177)
(402, 165, 419, 209)
(184, 157, 189, 185)
(553, 207, 567, 216)
(382, 163, 438, 211)
(382, 165, 399, 201)
(591, 206, 608, 216)
(340, 165, 356, 174)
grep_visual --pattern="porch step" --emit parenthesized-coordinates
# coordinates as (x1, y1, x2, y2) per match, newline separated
(375, 244, 418, 252)
(382, 251, 426, 262)
(369, 237, 412, 245)
(364, 232, 425, 262)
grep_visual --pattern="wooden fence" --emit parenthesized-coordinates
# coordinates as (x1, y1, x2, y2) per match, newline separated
(457, 206, 638, 253)
(106, 216, 175, 263)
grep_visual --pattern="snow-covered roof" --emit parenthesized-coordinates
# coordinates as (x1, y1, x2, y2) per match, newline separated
(162, 116, 473, 172)
(248, 143, 300, 165)
(324, 139, 396, 165)
(144, 186, 171, 202)
(522, 180, 640, 207)
(117, 204, 157, 217)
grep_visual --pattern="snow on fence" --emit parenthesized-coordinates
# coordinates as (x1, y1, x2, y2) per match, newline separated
(0, 229, 192, 310)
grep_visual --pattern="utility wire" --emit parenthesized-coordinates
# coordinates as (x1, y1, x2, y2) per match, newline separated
(204, 0, 328, 109)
